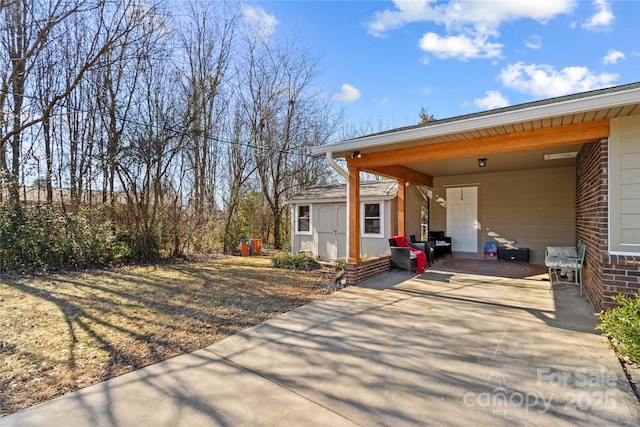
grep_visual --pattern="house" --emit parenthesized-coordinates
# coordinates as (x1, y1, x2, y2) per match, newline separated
(287, 180, 424, 260)
(311, 82, 640, 311)
(1, 186, 128, 208)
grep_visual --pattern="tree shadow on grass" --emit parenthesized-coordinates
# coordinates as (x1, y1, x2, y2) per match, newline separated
(0, 261, 326, 416)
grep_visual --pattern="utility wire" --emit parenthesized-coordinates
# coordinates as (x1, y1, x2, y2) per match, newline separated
(0, 87, 327, 158)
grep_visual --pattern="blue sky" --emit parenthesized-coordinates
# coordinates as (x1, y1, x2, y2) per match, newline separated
(242, 0, 640, 130)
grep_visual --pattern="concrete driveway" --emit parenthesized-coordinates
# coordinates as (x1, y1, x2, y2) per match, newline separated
(2, 268, 638, 426)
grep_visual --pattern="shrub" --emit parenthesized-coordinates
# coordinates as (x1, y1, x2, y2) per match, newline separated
(596, 293, 640, 364)
(271, 252, 320, 271)
(0, 206, 132, 271)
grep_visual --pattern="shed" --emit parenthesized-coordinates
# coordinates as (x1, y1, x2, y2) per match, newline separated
(287, 180, 424, 261)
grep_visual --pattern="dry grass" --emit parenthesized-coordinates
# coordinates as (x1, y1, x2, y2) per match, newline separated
(0, 255, 335, 416)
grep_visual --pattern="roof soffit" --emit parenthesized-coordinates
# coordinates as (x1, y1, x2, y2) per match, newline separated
(346, 119, 611, 169)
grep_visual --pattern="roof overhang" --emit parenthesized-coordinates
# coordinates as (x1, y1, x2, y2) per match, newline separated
(286, 195, 396, 205)
(312, 84, 640, 159)
(287, 181, 399, 204)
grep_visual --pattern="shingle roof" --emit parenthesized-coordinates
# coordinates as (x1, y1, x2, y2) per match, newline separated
(287, 180, 397, 203)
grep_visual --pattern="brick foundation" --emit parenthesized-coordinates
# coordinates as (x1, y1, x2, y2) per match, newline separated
(576, 139, 640, 311)
(345, 256, 392, 286)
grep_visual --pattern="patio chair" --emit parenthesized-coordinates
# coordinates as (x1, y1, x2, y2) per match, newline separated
(429, 231, 452, 258)
(409, 235, 435, 265)
(544, 241, 586, 295)
(389, 239, 416, 275)
(389, 236, 428, 275)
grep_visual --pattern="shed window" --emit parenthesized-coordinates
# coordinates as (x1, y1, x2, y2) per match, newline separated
(296, 205, 311, 235)
(363, 202, 382, 236)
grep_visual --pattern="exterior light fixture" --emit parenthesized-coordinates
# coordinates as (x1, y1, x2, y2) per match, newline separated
(477, 158, 487, 168)
(543, 151, 578, 160)
(351, 150, 362, 159)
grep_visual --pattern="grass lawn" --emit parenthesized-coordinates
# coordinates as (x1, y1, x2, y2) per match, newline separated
(0, 255, 335, 416)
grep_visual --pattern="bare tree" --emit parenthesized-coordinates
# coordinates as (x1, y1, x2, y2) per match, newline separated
(240, 37, 335, 249)
(116, 44, 183, 260)
(94, 2, 164, 209)
(0, 0, 153, 206)
(219, 106, 257, 253)
(177, 0, 239, 249)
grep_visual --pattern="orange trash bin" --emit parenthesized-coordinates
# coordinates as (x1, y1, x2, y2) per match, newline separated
(251, 239, 262, 255)
(240, 241, 250, 256)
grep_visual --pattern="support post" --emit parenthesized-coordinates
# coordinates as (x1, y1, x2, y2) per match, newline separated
(397, 179, 406, 236)
(348, 167, 361, 264)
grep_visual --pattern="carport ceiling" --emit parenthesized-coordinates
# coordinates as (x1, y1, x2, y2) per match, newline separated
(406, 143, 585, 177)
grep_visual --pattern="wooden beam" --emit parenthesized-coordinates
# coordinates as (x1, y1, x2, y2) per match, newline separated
(348, 167, 360, 264)
(348, 119, 610, 169)
(361, 165, 433, 187)
(397, 179, 406, 236)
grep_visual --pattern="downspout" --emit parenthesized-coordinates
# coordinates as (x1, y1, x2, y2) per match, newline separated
(326, 152, 350, 262)
(326, 151, 348, 180)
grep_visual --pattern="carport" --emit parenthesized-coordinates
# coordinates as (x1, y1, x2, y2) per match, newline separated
(311, 83, 640, 311)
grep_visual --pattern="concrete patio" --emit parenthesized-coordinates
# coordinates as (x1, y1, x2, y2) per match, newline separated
(2, 267, 638, 426)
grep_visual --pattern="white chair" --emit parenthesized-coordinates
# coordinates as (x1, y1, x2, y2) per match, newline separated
(544, 241, 586, 294)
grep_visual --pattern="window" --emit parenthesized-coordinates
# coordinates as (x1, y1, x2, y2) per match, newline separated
(296, 205, 311, 235)
(362, 202, 383, 237)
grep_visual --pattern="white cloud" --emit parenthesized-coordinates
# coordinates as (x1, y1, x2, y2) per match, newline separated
(603, 49, 625, 65)
(367, 1, 574, 62)
(366, 0, 443, 38)
(474, 91, 510, 110)
(498, 62, 618, 98)
(332, 84, 361, 103)
(242, 5, 278, 39)
(366, 0, 576, 37)
(441, 0, 576, 30)
(525, 35, 543, 50)
(418, 32, 503, 60)
(582, 0, 614, 30)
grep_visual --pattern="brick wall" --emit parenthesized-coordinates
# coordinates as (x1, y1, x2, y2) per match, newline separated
(345, 256, 392, 285)
(576, 139, 640, 311)
(601, 255, 640, 310)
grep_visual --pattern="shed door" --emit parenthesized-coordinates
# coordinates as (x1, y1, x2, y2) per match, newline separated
(336, 205, 346, 259)
(317, 204, 346, 260)
(446, 187, 478, 253)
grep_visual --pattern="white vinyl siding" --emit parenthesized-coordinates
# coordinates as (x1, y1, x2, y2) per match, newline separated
(610, 116, 640, 254)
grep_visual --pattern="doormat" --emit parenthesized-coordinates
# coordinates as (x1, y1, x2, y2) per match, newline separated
(438, 258, 548, 279)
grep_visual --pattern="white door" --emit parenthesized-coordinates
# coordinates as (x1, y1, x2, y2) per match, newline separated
(317, 205, 336, 260)
(446, 187, 478, 253)
(317, 204, 347, 260)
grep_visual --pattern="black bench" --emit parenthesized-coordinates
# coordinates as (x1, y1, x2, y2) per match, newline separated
(497, 247, 529, 263)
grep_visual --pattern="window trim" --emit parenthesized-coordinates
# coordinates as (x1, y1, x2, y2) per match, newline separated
(361, 201, 384, 238)
(295, 204, 312, 236)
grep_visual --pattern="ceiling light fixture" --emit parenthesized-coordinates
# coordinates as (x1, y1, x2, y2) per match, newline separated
(544, 151, 578, 160)
(350, 150, 362, 159)
(477, 158, 487, 168)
